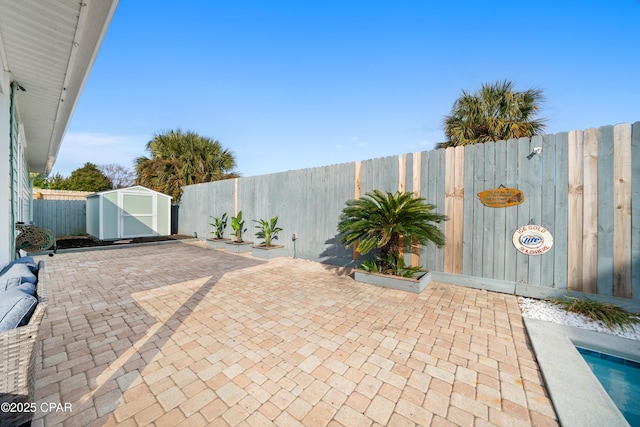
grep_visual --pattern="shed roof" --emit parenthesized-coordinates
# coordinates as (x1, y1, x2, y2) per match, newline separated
(87, 185, 173, 199)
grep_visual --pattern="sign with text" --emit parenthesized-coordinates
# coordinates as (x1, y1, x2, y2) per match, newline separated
(477, 187, 524, 208)
(512, 225, 554, 255)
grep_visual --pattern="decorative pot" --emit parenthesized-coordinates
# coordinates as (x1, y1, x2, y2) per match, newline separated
(353, 270, 432, 293)
(224, 241, 254, 253)
(251, 244, 284, 259)
(206, 238, 231, 249)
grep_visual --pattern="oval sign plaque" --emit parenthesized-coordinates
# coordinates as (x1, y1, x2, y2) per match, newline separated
(477, 187, 524, 208)
(512, 225, 553, 255)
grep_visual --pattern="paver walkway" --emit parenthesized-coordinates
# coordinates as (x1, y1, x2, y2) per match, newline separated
(31, 242, 558, 426)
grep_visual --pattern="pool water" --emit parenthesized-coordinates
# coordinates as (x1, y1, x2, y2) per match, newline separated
(577, 347, 640, 427)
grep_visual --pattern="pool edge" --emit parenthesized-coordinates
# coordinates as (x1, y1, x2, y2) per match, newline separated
(523, 318, 639, 427)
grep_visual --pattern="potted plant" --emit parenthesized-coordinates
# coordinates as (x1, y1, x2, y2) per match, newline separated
(251, 216, 284, 258)
(225, 210, 253, 253)
(206, 213, 230, 249)
(337, 190, 447, 293)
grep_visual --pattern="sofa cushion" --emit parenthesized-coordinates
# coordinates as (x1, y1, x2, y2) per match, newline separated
(3, 278, 36, 295)
(0, 256, 38, 275)
(0, 285, 38, 331)
(4, 277, 21, 291)
(0, 263, 37, 290)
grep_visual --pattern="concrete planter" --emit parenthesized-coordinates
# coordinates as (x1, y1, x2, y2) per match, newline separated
(224, 241, 254, 253)
(353, 270, 432, 293)
(206, 238, 231, 249)
(251, 244, 284, 259)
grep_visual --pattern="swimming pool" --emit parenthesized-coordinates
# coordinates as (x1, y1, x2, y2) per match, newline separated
(524, 318, 638, 426)
(577, 347, 640, 427)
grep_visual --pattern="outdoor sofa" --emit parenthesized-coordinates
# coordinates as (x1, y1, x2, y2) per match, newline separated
(0, 256, 47, 426)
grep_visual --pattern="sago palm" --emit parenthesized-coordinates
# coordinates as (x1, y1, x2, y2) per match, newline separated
(338, 190, 447, 274)
(439, 80, 545, 148)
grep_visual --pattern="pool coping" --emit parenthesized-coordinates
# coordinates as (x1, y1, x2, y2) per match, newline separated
(524, 318, 640, 427)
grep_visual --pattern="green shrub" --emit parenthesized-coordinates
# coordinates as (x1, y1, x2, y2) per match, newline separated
(209, 213, 227, 239)
(550, 297, 640, 331)
(253, 216, 283, 247)
(338, 190, 446, 276)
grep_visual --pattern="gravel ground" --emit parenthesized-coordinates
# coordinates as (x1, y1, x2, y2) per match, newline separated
(518, 297, 640, 341)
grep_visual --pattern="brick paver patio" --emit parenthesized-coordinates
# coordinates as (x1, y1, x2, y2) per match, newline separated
(31, 242, 558, 426)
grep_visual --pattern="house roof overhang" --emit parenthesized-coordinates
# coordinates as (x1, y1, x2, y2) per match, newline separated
(0, 0, 118, 174)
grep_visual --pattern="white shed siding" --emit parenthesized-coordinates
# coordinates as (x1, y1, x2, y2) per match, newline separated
(86, 186, 172, 240)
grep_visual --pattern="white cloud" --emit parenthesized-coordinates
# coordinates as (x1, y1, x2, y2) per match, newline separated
(51, 132, 151, 176)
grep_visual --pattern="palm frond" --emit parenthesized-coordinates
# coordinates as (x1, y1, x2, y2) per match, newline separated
(338, 190, 447, 275)
(441, 80, 546, 148)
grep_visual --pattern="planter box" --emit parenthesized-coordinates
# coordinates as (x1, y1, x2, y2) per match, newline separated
(206, 238, 231, 249)
(353, 270, 432, 293)
(224, 241, 254, 253)
(251, 245, 284, 259)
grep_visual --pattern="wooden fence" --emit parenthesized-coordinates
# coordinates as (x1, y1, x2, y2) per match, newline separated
(33, 199, 86, 237)
(179, 122, 639, 304)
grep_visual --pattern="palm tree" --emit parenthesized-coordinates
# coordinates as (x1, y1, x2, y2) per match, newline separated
(135, 130, 238, 200)
(439, 80, 545, 148)
(338, 190, 447, 274)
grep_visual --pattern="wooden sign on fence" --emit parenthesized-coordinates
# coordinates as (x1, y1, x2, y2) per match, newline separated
(477, 186, 524, 208)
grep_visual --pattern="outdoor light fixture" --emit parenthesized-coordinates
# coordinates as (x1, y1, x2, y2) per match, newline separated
(527, 147, 542, 160)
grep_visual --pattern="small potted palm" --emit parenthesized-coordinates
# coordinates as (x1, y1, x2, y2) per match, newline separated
(338, 190, 447, 293)
(224, 211, 253, 253)
(251, 216, 284, 258)
(206, 213, 231, 249)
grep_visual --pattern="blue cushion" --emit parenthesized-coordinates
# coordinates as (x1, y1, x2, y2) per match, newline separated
(0, 264, 37, 290)
(0, 256, 38, 275)
(3, 279, 36, 295)
(0, 286, 38, 331)
(3, 277, 21, 291)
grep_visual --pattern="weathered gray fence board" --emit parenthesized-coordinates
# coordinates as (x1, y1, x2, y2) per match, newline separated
(482, 142, 496, 279)
(420, 151, 434, 269)
(33, 200, 86, 237)
(404, 153, 413, 193)
(516, 137, 531, 284)
(493, 140, 508, 281)
(433, 149, 446, 272)
(422, 149, 446, 271)
(597, 126, 615, 296)
(540, 134, 556, 287)
(471, 144, 485, 277)
(361, 156, 398, 195)
(527, 135, 543, 287)
(632, 122, 640, 300)
(554, 132, 569, 290)
(423, 151, 437, 269)
(467, 144, 488, 276)
(462, 143, 475, 276)
(199, 183, 210, 238)
(503, 139, 520, 282)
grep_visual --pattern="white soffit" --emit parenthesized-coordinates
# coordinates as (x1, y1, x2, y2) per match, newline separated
(0, 0, 118, 174)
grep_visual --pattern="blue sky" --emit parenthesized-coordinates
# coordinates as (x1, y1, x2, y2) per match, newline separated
(54, 1, 640, 178)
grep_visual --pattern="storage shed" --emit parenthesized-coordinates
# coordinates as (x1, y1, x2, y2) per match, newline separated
(86, 186, 172, 240)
